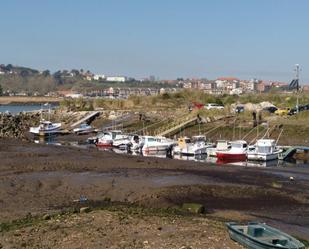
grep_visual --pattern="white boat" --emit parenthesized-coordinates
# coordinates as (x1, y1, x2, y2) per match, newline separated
(173, 135, 213, 156)
(29, 120, 62, 136)
(207, 140, 230, 157)
(141, 136, 176, 153)
(247, 139, 282, 161)
(129, 135, 141, 151)
(96, 130, 128, 148)
(73, 123, 93, 134)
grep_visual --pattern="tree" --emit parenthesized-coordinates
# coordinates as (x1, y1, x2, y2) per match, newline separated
(53, 70, 63, 84)
(5, 64, 13, 72)
(0, 84, 3, 96)
(20, 70, 30, 77)
(42, 70, 50, 77)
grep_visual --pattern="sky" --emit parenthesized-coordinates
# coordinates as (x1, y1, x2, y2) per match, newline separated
(1, 0, 309, 82)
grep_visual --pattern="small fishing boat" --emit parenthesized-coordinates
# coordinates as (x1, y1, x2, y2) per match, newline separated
(247, 139, 282, 161)
(207, 140, 230, 157)
(226, 222, 305, 249)
(141, 136, 176, 153)
(96, 130, 127, 148)
(29, 120, 62, 136)
(173, 135, 213, 156)
(73, 123, 93, 134)
(216, 140, 248, 161)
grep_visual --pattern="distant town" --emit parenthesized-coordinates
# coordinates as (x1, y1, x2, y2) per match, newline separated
(0, 63, 308, 99)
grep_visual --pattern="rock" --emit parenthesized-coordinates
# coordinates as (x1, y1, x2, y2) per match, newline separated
(182, 203, 205, 214)
(80, 207, 91, 213)
(43, 214, 51, 220)
(103, 197, 111, 202)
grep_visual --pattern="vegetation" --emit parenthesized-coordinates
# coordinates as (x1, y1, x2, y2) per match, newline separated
(0, 64, 178, 95)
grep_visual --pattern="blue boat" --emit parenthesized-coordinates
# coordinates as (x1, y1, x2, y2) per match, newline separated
(226, 222, 305, 249)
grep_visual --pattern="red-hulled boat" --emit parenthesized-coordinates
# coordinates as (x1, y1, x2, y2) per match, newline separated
(216, 140, 248, 161)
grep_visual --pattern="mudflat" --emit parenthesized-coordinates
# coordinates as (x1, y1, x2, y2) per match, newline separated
(0, 138, 308, 248)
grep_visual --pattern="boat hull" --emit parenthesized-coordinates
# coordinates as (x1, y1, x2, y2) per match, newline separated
(216, 152, 246, 161)
(247, 153, 279, 161)
(96, 143, 113, 148)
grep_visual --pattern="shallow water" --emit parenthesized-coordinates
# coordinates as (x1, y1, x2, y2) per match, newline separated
(0, 104, 58, 114)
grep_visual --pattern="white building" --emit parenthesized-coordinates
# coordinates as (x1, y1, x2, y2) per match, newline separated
(106, 76, 127, 82)
(65, 93, 84, 98)
(93, 74, 105, 80)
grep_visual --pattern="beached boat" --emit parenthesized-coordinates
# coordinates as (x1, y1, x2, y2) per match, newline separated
(247, 139, 282, 161)
(173, 135, 213, 156)
(226, 222, 305, 249)
(141, 136, 176, 153)
(29, 120, 62, 136)
(73, 123, 93, 134)
(216, 140, 248, 161)
(96, 130, 127, 148)
(207, 140, 230, 157)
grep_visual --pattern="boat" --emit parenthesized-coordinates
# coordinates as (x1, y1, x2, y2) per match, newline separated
(173, 135, 213, 156)
(226, 222, 305, 249)
(29, 120, 62, 136)
(247, 139, 282, 161)
(216, 140, 248, 161)
(96, 130, 127, 148)
(141, 136, 176, 153)
(128, 135, 141, 151)
(207, 140, 230, 157)
(73, 123, 93, 134)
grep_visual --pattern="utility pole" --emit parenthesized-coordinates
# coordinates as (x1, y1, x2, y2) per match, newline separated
(295, 64, 300, 113)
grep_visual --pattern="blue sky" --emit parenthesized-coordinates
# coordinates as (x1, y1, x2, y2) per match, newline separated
(1, 0, 309, 82)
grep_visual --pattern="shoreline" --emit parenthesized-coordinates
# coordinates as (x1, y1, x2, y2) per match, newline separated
(0, 96, 61, 105)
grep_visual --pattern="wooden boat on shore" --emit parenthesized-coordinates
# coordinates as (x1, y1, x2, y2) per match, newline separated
(226, 222, 305, 249)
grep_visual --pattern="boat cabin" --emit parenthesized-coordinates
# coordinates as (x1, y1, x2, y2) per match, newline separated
(192, 135, 206, 143)
(230, 140, 247, 150)
(177, 137, 191, 149)
(256, 139, 276, 153)
(216, 140, 230, 150)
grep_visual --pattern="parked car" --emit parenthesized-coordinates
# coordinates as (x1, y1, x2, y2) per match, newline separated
(204, 103, 224, 110)
(288, 104, 309, 115)
(262, 106, 278, 113)
(275, 108, 290, 116)
(235, 105, 245, 113)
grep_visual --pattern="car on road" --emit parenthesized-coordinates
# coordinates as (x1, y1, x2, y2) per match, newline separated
(288, 104, 309, 115)
(262, 106, 278, 113)
(204, 103, 224, 110)
(235, 105, 245, 113)
(275, 108, 290, 116)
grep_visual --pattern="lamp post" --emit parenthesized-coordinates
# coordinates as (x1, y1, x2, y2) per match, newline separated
(295, 64, 300, 113)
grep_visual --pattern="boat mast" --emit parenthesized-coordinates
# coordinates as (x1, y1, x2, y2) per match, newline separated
(295, 64, 300, 113)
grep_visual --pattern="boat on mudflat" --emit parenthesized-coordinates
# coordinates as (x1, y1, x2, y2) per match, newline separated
(141, 136, 176, 153)
(247, 139, 282, 161)
(226, 222, 305, 249)
(216, 140, 247, 161)
(29, 120, 62, 136)
(207, 140, 230, 157)
(95, 130, 127, 148)
(73, 123, 93, 134)
(173, 135, 213, 156)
